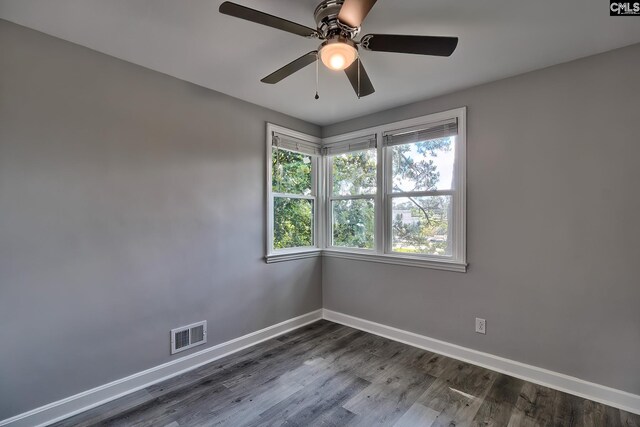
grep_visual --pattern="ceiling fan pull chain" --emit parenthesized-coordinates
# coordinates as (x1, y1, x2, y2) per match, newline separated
(315, 54, 320, 100)
(357, 56, 361, 99)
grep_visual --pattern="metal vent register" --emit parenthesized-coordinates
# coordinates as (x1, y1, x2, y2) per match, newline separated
(170, 321, 207, 354)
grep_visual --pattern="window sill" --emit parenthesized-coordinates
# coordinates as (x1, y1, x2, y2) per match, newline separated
(322, 250, 467, 272)
(265, 248, 467, 272)
(265, 250, 322, 263)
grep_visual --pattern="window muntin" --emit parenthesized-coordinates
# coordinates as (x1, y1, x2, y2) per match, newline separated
(328, 146, 377, 250)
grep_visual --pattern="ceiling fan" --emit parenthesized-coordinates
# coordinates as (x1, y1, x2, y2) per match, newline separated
(219, 0, 458, 98)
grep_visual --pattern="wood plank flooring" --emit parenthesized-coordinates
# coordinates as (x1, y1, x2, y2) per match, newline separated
(52, 320, 640, 427)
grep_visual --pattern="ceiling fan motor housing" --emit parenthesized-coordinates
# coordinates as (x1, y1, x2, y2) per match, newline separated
(314, 0, 359, 39)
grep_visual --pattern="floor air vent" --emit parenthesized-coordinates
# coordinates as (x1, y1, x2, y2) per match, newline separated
(171, 321, 207, 354)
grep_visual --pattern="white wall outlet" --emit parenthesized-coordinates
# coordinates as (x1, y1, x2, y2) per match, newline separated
(475, 318, 486, 334)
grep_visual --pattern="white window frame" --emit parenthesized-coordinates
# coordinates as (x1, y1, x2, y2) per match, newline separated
(322, 107, 467, 272)
(264, 107, 466, 272)
(325, 136, 378, 254)
(265, 123, 323, 263)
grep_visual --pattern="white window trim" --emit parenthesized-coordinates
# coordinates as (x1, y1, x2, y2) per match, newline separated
(265, 123, 323, 263)
(265, 107, 467, 272)
(325, 140, 378, 254)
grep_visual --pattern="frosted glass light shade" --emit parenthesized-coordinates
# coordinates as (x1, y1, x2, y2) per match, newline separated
(319, 40, 358, 71)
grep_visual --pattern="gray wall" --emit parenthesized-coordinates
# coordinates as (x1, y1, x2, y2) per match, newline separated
(2, 15, 639, 421)
(322, 43, 640, 395)
(0, 20, 322, 419)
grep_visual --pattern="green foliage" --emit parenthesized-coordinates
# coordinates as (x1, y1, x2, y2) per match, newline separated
(332, 150, 377, 196)
(392, 137, 452, 192)
(391, 137, 453, 255)
(274, 198, 313, 249)
(272, 149, 311, 195)
(332, 199, 375, 249)
(331, 150, 377, 248)
(272, 149, 313, 249)
(392, 196, 450, 255)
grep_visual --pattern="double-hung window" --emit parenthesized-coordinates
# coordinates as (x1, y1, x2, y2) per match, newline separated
(266, 107, 466, 271)
(325, 136, 378, 251)
(383, 116, 463, 264)
(266, 125, 322, 261)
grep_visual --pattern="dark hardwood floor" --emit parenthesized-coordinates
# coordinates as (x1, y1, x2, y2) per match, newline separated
(52, 320, 640, 426)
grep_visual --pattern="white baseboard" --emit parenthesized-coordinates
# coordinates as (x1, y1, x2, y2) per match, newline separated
(0, 309, 323, 427)
(322, 309, 640, 415)
(4, 307, 637, 426)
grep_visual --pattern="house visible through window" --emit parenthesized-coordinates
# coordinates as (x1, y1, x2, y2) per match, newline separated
(385, 121, 457, 257)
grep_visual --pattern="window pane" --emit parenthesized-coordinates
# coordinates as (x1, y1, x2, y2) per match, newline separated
(391, 196, 452, 256)
(332, 198, 375, 249)
(273, 197, 314, 249)
(332, 149, 377, 196)
(391, 137, 455, 192)
(272, 149, 312, 195)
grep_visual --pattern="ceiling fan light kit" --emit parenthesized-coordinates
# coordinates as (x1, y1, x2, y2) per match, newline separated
(319, 37, 358, 71)
(219, 0, 458, 98)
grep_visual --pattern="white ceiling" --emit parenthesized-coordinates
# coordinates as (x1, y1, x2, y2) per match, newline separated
(2, 0, 640, 125)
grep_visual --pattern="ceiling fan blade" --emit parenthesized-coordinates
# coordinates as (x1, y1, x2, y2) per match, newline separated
(338, 0, 378, 28)
(344, 58, 375, 97)
(219, 2, 318, 38)
(261, 51, 318, 84)
(361, 34, 458, 57)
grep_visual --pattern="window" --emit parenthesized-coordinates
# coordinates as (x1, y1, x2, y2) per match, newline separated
(384, 118, 459, 258)
(324, 108, 466, 271)
(266, 107, 466, 271)
(326, 136, 377, 250)
(266, 125, 322, 261)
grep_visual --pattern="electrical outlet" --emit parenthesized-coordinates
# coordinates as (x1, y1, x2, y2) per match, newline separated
(475, 318, 486, 334)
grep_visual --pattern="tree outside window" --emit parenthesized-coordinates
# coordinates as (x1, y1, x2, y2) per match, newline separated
(272, 149, 314, 249)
